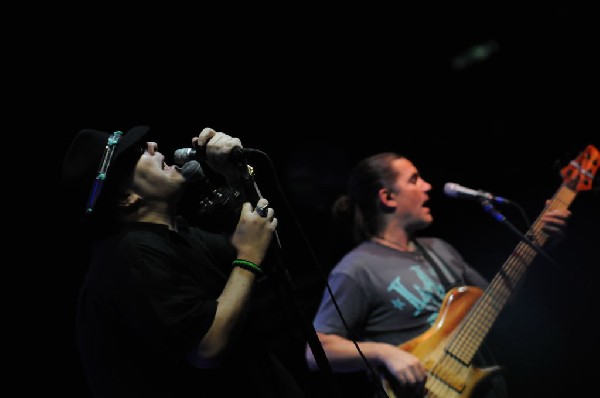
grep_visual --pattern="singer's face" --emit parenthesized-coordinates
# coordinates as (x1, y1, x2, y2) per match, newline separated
(130, 142, 186, 200)
(387, 158, 433, 231)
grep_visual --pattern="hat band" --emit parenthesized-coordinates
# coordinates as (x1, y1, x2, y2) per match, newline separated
(85, 131, 124, 214)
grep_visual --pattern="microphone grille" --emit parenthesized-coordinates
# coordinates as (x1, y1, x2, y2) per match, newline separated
(181, 160, 206, 181)
(443, 182, 459, 197)
(173, 148, 193, 166)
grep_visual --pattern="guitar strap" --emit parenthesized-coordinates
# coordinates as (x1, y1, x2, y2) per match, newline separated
(413, 239, 464, 291)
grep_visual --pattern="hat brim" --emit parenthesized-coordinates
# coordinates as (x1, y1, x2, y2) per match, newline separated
(113, 125, 151, 160)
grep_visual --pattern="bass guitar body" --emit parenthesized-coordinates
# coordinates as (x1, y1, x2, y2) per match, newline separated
(384, 286, 500, 398)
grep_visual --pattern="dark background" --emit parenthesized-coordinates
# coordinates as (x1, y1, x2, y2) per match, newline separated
(39, 6, 599, 398)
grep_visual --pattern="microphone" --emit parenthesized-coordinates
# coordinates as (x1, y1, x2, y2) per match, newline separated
(443, 182, 511, 203)
(180, 160, 227, 208)
(174, 147, 255, 166)
(181, 159, 210, 183)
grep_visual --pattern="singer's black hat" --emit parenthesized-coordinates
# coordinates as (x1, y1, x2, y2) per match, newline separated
(61, 125, 150, 224)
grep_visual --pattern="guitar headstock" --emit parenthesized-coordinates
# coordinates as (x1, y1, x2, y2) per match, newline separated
(560, 144, 599, 192)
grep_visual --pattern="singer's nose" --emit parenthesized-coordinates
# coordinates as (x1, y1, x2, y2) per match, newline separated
(146, 142, 158, 155)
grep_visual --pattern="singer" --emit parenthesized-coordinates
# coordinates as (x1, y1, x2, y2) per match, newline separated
(306, 151, 571, 398)
(60, 126, 304, 397)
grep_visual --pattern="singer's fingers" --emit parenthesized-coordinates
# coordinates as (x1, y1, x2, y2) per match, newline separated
(241, 202, 253, 215)
(207, 133, 242, 155)
(254, 198, 270, 217)
(195, 127, 217, 147)
(256, 205, 268, 217)
(542, 210, 570, 227)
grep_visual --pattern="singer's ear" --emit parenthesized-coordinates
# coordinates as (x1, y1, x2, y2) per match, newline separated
(378, 188, 395, 204)
(119, 192, 142, 209)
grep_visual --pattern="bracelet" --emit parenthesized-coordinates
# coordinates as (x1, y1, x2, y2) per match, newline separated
(233, 259, 263, 275)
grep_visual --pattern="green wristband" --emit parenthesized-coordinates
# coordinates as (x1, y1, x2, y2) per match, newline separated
(233, 259, 263, 275)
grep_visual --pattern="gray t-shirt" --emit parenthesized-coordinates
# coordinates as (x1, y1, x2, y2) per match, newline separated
(313, 237, 488, 345)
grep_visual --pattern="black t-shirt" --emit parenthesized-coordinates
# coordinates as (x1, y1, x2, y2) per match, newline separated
(76, 221, 303, 397)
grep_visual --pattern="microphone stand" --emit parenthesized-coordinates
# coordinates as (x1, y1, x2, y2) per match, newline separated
(479, 199, 559, 267)
(235, 155, 343, 398)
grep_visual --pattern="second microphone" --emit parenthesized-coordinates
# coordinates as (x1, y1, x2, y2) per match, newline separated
(173, 146, 257, 166)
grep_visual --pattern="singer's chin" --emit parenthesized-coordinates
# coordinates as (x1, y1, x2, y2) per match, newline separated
(418, 211, 433, 227)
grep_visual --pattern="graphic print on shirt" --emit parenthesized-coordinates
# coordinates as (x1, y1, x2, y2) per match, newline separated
(387, 264, 445, 324)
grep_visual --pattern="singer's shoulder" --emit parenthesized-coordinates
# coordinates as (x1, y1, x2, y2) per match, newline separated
(416, 236, 467, 261)
(415, 236, 456, 251)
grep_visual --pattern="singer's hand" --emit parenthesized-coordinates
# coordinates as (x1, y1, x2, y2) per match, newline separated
(231, 199, 277, 265)
(540, 200, 571, 237)
(193, 127, 243, 181)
